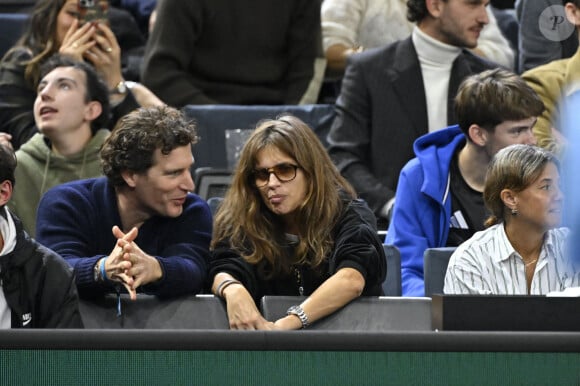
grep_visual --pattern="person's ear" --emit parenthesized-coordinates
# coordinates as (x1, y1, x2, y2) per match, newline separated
(565, 2, 580, 25)
(500, 188, 517, 212)
(426, 0, 444, 18)
(467, 124, 488, 146)
(0, 180, 13, 207)
(84, 101, 103, 123)
(121, 170, 138, 188)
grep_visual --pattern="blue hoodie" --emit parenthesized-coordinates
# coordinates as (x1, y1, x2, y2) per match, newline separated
(385, 125, 465, 296)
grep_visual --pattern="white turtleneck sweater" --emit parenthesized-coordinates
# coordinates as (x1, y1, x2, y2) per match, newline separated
(412, 27, 462, 133)
(0, 207, 17, 329)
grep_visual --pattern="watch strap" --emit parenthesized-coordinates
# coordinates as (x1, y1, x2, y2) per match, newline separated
(286, 305, 309, 328)
(110, 80, 128, 95)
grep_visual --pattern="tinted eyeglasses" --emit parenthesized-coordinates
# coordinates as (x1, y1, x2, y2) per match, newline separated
(253, 163, 300, 187)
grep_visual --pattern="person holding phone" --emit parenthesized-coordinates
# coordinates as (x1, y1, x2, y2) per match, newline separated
(209, 116, 386, 330)
(77, 0, 109, 25)
(0, 0, 163, 151)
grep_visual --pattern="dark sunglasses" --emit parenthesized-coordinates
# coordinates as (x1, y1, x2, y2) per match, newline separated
(253, 163, 300, 187)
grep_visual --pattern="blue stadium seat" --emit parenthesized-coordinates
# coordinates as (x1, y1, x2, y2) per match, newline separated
(206, 196, 224, 217)
(423, 247, 456, 297)
(193, 167, 232, 201)
(382, 244, 401, 296)
(0, 13, 28, 58)
(182, 104, 336, 170)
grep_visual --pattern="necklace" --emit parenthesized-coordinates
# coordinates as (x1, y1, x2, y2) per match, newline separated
(524, 258, 538, 266)
(293, 266, 304, 296)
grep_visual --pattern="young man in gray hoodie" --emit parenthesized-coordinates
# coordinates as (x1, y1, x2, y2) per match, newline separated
(9, 54, 111, 236)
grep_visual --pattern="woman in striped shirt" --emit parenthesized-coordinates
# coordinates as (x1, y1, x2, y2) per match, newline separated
(444, 144, 580, 294)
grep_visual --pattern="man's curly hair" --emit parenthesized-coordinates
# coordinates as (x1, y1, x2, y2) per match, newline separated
(100, 106, 198, 187)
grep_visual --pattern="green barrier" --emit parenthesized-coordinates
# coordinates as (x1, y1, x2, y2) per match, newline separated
(2, 350, 580, 385)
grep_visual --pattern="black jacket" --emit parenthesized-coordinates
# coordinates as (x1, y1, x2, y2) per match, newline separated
(0, 210, 83, 328)
(327, 37, 498, 215)
(210, 198, 386, 304)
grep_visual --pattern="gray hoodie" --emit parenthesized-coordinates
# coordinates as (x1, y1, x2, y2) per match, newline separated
(9, 129, 109, 236)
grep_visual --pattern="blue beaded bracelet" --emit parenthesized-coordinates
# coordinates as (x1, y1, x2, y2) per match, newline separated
(100, 258, 109, 282)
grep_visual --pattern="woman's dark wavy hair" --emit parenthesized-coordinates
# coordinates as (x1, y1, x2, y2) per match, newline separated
(3, 0, 68, 87)
(39, 54, 110, 134)
(211, 115, 357, 277)
(100, 106, 198, 187)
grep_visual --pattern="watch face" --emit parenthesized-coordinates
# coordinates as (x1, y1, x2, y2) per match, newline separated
(116, 82, 127, 94)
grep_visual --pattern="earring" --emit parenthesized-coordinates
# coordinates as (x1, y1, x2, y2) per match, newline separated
(511, 208, 518, 216)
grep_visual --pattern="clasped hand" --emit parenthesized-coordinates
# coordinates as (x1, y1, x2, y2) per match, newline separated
(103, 226, 163, 300)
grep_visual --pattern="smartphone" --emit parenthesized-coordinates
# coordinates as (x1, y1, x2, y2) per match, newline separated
(77, 0, 109, 26)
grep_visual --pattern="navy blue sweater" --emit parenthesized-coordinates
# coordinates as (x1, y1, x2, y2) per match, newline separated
(35, 177, 212, 299)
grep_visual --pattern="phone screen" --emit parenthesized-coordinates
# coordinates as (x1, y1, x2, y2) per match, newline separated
(77, 0, 109, 25)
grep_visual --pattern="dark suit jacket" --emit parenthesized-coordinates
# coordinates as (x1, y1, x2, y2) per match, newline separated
(327, 37, 497, 216)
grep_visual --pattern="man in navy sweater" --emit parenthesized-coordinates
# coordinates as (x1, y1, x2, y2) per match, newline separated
(36, 106, 212, 300)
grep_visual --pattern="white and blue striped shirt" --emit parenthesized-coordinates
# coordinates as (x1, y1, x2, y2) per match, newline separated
(444, 224, 580, 295)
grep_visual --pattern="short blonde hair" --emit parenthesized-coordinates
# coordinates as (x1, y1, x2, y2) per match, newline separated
(483, 144, 558, 227)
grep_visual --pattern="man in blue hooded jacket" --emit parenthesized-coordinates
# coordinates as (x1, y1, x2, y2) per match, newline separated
(386, 68, 544, 296)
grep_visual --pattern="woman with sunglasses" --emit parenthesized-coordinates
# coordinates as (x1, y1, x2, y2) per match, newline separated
(209, 115, 386, 330)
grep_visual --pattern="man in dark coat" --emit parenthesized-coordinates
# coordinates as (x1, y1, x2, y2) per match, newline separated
(0, 144, 82, 328)
(327, 0, 498, 227)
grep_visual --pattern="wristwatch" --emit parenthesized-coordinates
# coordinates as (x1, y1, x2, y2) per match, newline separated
(286, 305, 309, 329)
(110, 80, 128, 95)
(93, 260, 102, 282)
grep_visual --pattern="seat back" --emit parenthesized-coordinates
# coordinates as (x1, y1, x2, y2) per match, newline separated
(193, 167, 232, 201)
(79, 294, 229, 329)
(206, 196, 224, 217)
(0, 13, 28, 59)
(182, 104, 336, 170)
(78, 294, 122, 328)
(260, 296, 431, 331)
(382, 244, 401, 296)
(0, 0, 35, 13)
(423, 247, 456, 297)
